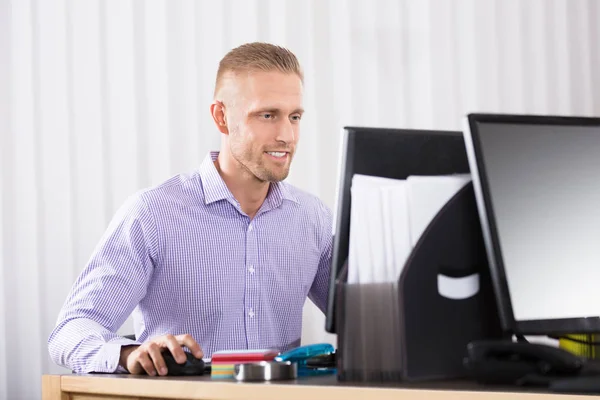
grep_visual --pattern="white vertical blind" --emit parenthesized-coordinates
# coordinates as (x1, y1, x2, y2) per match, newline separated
(0, 0, 10, 398)
(7, 0, 45, 397)
(2, 0, 600, 398)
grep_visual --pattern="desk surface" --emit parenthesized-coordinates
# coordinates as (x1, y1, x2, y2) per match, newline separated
(42, 373, 600, 400)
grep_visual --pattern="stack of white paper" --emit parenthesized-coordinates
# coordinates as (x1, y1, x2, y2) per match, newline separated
(348, 173, 471, 284)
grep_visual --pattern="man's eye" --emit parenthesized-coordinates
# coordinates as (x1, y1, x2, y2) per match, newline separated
(291, 115, 301, 121)
(262, 113, 273, 119)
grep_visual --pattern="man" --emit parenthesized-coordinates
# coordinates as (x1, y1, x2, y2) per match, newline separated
(48, 42, 333, 376)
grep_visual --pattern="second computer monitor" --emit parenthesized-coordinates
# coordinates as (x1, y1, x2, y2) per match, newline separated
(464, 113, 600, 336)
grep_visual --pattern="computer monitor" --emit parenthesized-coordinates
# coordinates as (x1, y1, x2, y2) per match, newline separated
(325, 126, 471, 333)
(463, 113, 600, 336)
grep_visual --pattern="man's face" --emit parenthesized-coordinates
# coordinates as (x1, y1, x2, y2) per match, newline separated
(224, 70, 303, 183)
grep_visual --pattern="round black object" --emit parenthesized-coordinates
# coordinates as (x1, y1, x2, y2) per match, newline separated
(162, 351, 205, 376)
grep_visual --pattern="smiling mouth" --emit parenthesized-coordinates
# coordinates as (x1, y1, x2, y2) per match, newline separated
(265, 151, 288, 159)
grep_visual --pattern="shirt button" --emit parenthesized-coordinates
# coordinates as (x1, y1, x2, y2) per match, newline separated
(248, 224, 253, 232)
(249, 309, 255, 318)
(248, 265, 255, 274)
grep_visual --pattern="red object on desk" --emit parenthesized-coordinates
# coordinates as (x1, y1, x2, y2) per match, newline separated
(211, 349, 279, 363)
(210, 349, 280, 379)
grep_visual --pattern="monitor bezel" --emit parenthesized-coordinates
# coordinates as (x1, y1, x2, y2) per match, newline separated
(463, 113, 600, 336)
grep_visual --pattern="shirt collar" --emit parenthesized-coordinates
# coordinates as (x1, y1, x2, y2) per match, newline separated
(199, 151, 299, 206)
(199, 151, 234, 205)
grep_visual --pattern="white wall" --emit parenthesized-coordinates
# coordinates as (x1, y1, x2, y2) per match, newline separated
(2, 0, 600, 398)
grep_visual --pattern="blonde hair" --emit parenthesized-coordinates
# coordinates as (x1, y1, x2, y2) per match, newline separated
(214, 42, 303, 98)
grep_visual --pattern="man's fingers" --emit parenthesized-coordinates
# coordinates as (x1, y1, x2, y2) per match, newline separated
(162, 334, 186, 364)
(147, 343, 168, 376)
(176, 333, 204, 359)
(136, 352, 157, 376)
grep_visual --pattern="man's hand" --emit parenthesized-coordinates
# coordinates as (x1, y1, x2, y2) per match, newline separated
(119, 334, 204, 376)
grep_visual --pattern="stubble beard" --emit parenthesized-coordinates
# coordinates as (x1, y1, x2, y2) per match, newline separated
(229, 131, 292, 183)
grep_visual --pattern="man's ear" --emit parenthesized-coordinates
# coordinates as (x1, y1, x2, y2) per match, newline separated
(210, 101, 229, 134)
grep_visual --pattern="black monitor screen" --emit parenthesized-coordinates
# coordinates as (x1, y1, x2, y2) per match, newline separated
(464, 114, 600, 335)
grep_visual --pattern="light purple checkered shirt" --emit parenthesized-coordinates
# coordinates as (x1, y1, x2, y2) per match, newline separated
(48, 151, 333, 374)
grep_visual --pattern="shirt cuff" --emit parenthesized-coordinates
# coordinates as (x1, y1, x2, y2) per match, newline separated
(102, 338, 140, 373)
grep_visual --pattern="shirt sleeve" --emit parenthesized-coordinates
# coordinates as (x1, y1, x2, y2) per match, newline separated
(308, 201, 333, 314)
(47, 193, 159, 373)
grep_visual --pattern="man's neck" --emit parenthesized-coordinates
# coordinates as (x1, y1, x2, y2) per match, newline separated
(214, 154, 269, 219)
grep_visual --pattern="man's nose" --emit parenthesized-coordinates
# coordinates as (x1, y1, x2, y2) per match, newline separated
(276, 120, 295, 144)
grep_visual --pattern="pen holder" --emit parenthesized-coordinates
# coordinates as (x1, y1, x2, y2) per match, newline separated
(335, 183, 505, 383)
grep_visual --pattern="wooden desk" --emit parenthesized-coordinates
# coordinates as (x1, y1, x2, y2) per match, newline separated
(42, 374, 600, 400)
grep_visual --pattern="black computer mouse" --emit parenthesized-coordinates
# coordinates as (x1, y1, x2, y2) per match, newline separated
(162, 350, 205, 376)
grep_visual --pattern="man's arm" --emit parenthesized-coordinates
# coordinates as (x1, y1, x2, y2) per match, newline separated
(47, 194, 158, 373)
(308, 202, 333, 313)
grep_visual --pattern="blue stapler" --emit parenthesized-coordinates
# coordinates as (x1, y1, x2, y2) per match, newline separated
(274, 343, 336, 376)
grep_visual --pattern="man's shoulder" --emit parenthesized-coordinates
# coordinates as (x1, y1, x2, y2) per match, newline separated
(131, 170, 204, 210)
(281, 182, 332, 219)
(281, 183, 333, 249)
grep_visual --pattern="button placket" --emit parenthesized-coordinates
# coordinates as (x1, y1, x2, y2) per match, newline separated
(245, 219, 259, 348)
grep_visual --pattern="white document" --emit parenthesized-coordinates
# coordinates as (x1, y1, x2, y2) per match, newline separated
(406, 174, 471, 247)
(348, 173, 472, 285)
(348, 175, 410, 284)
(380, 184, 411, 283)
(348, 176, 374, 283)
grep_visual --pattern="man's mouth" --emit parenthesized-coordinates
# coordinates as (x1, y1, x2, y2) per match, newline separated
(265, 151, 288, 158)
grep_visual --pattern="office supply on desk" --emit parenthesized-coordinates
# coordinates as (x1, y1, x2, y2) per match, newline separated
(327, 126, 504, 383)
(275, 343, 336, 376)
(210, 345, 334, 380)
(348, 173, 472, 285)
(305, 351, 337, 369)
(211, 349, 279, 363)
(233, 361, 297, 382)
(348, 175, 404, 284)
(211, 349, 279, 379)
(274, 343, 334, 363)
(406, 174, 472, 246)
(327, 126, 475, 333)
